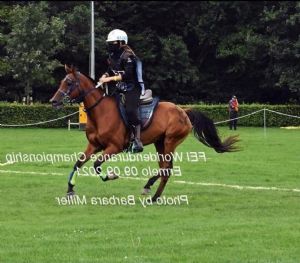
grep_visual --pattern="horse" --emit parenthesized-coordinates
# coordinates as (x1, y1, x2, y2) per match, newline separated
(50, 65, 239, 201)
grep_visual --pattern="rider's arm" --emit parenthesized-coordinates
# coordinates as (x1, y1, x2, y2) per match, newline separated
(100, 53, 135, 83)
(99, 57, 117, 82)
(100, 57, 134, 83)
(101, 74, 122, 82)
(119, 55, 136, 83)
(101, 73, 109, 78)
(100, 65, 122, 82)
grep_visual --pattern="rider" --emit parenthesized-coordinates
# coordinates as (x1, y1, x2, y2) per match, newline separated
(99, 29, 143, 153)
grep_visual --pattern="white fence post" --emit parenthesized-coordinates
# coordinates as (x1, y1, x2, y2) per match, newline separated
(263, 108, 266, 137)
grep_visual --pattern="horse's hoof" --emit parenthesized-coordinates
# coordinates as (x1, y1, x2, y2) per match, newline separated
(107, 172, 119, 180)
(66, 191, 76, 198)
(100, 173, 119, 182)
(141, 188, 151, 195)
(100, 175, 108, 182)
(151, 196, 158, 202)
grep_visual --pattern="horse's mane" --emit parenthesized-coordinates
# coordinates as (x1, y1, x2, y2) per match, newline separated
(79, 72, 97, 85)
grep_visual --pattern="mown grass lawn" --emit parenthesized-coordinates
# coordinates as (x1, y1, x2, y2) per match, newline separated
(0, 127, 299, 263)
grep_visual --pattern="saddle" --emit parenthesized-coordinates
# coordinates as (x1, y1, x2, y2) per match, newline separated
(117, 89, 159, 130)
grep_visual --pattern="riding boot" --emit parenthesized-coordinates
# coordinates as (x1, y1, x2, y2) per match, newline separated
(132, 124, 143, 153)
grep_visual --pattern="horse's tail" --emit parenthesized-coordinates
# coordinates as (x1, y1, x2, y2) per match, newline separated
(185, 109, 239, 153)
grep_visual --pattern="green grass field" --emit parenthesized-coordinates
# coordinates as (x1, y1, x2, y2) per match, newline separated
(0, 127, 299, 263)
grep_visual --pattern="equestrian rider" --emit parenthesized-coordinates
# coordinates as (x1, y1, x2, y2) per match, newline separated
(99, 29, 143, 153)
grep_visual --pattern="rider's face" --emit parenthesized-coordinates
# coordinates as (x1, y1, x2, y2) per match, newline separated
(107, 41, 121, 54)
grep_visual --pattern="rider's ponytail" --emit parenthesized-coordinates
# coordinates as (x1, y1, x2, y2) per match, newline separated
(122, 44, 136, 56)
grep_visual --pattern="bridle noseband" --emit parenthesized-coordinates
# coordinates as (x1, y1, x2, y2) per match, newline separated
(57, 75, 80, 104)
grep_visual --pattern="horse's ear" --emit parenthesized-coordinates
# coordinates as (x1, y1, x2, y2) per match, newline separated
(70, 64, 77, 73)
(65, 64, 72, 74)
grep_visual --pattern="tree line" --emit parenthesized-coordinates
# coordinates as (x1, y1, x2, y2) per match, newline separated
(0, 1, 299, 104)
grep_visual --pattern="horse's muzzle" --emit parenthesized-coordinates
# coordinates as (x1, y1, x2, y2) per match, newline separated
(50, 99, 64, 109)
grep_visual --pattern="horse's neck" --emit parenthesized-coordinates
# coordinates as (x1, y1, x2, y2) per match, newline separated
(80, 76, 104, 109)
(79, 76, 120, 120)
(82, 90, 103, 111)
(86, 95, 120, 132)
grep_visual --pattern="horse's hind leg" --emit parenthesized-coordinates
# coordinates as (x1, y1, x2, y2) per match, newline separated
(150, 138, 175, 201)
(142, 175, 159, 194)
(151, 160, 172, 202)
(67, 143, 97, 195)
(151, 134, 188, 202)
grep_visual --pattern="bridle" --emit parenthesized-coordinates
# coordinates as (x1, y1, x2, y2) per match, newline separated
(57, 72, 105, 113)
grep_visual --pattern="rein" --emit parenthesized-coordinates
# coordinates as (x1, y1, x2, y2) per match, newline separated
(84, 96, 105, 114)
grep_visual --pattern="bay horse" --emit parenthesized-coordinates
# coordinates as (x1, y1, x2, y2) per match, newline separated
(50, 65, 239, 201)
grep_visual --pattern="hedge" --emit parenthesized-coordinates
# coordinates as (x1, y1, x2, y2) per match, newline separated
(0, 102, 299, 128)
(0, 103, 78, 128)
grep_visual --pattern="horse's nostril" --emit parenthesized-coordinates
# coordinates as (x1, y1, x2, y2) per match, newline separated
(50, 99, 59, 108)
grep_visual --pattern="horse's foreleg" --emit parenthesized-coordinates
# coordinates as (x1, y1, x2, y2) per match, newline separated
(93, 145, 121, 181)
(67, 143, 97, 195)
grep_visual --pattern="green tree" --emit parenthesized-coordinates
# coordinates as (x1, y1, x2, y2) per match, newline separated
(1, 1, 300, 103)
(261, 1, 300, 102)
(48, 1, 109, 76)
(4, 2, 65, 100)
(215, 1, 300, 103)
(0, 3, 10, 77)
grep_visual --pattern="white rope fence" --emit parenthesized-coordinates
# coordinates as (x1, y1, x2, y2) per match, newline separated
(213, 109, 264, 124)
(214, 109, 300, 125)
(0, 111, 79, 127)
(0, 108, 299, 128)
(265, 109, 300, 119)
(212, 108, 300, 137)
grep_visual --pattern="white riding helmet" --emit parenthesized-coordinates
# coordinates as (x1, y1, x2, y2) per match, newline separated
(106, 29, 128, 44)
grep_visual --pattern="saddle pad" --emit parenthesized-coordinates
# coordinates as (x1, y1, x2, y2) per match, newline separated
(118, 97, 159, 130)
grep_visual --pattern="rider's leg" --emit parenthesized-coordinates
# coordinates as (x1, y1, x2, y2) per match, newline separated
(132, 124, 143, 151)
(125, 87, 143, 152)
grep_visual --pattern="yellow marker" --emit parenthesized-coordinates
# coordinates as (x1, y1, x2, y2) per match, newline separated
(79, 103, 87, 130)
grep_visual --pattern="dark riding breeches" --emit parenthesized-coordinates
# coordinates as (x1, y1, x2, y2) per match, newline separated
(124, 87, 141, 126)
